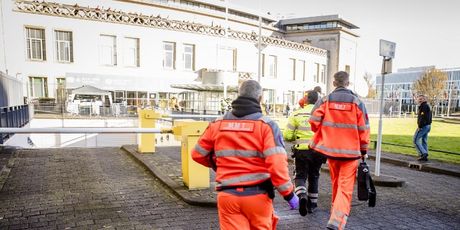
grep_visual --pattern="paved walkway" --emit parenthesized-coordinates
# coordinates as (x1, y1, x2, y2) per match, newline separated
(0, 148, 219, 229)
(0, 147, 459, 229)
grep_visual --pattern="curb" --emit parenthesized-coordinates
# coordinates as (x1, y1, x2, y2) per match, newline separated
(368, 154, 460, 178)
(120, 145, 217, 207)
(319, 166, 405, 187)
(289, 158, 405, 187)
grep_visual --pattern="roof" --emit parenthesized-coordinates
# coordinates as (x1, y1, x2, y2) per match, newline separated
(278, 14, 359, 29)
(170, 84, 239, 92)
(189, 0, 277, 22)
(71, 85, 111, 95)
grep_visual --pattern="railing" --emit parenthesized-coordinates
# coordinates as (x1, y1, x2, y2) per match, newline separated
(32, 104, 224, 118)
(0, 105, 30, 144)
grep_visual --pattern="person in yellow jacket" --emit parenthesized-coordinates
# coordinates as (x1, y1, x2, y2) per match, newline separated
(283, 90, 326, 216)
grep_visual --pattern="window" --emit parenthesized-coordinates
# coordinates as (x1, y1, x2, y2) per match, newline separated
(183, 44, 195, 70)
(99, 35, 117, 66)
(29, 77, 48, 98)
(163, 42, 176, 69)
(314, 63, 320, 83)
(267, 55, 277, 78)
(321, 64, 327, 83)
(289, 58, 296, 80)
(56, 77, 66, 87)
(26, 27, 46, 61)
(297, 60, 305, 81)
(217, 47, 237, 71)
(55, 30, 73, 62)
(56, 78, 66, 103)
(345, 65, 351, 74)
(124, 37, 139, 67)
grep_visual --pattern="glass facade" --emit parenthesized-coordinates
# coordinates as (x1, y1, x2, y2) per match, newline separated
(376, 68, 460, 113)
(286, 21, 341, 31)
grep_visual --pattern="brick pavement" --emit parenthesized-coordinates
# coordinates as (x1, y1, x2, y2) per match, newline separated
(0, 148, 219, 230)
(123, 146, 460, 229)
(0, 147, 459, 229)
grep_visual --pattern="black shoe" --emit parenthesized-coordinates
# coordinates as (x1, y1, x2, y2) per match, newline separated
(306, 199, 317, 213)
(417, 156, 428, 162)
(299, 194, 308, 216)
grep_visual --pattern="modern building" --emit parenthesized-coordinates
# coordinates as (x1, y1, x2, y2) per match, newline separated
(0, 0, 358, 114)
(376, 66, 460, 114)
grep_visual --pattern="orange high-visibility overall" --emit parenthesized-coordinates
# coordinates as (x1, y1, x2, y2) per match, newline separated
(309, 87, 370, 230)
(192, 111, 293, 230)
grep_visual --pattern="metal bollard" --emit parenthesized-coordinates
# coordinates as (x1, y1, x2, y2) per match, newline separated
(138, 109, 162, 153)
(173, 120, 210, 190)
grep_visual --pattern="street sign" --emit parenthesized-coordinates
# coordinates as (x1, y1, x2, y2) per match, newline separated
(379, 39, 396, 59)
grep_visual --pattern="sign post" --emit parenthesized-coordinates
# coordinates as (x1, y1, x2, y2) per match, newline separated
(375, 39, 396, 177)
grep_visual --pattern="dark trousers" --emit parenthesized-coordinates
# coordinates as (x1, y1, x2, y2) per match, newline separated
(294, 149, 325, 203)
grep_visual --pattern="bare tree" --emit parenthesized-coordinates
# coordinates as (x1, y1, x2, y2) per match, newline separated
(363, 72, 376, 98)
(413, 68, 448, 105)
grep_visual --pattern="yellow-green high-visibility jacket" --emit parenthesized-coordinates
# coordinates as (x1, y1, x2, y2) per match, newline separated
(283, 104, 314, 150)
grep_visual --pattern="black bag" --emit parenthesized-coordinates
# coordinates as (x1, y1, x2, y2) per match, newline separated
(357, 160, 376, 207)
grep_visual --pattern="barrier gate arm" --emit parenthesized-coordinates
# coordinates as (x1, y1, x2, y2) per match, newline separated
(0, 128, 173, 134)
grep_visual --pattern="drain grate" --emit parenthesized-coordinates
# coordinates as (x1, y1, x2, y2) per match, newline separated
(408, 163, 422, 170)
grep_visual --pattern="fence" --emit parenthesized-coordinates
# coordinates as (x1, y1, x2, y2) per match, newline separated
(32, 103, 224, 118)
(0, 105, 30, 144)
(0, 72, 24, 107)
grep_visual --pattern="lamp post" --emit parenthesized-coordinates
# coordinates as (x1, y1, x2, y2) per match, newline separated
(223, 0, 229, 100)
(257, 9, 262, 82)
(447, 82, 452, 117)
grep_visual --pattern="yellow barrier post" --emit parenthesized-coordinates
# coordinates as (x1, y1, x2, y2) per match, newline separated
(138, 110, 161, 153)
(173, 120, 210, 189)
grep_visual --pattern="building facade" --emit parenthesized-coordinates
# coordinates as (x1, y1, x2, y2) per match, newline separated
(0, 0, 356, 114)
(376, 66, 460, 115)
(278, 15, 359, 93)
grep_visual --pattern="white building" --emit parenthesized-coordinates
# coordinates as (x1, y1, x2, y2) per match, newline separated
(0, 0, 358, 114)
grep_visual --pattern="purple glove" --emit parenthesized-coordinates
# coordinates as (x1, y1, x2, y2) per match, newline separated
(288, 195, 299, 210)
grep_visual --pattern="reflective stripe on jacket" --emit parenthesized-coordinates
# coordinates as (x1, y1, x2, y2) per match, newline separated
(192, 112, 294, 197)
(283, 104, 314, 150)
(308, 88, 370, 159)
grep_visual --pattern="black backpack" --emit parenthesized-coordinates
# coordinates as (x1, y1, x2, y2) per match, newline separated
(357, 160, 376, 207)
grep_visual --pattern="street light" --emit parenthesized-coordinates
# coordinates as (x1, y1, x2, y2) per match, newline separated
(257, 0, 262, 83)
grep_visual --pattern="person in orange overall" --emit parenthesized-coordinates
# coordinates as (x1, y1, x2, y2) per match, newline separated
(309, 71, 370, 230)
(192, 80, 298, 230)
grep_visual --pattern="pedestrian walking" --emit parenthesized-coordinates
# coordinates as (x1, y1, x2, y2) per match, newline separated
(413, 94, 432, 161)
(309, 71, 370, 230)
(220, 98, 227, 115)
(314, 86, 322, 94)
(285, 103, 291, 117)
(265, 100, 271, 115)
(283, 90, 326, 216)
(192, 80, 298, 230)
